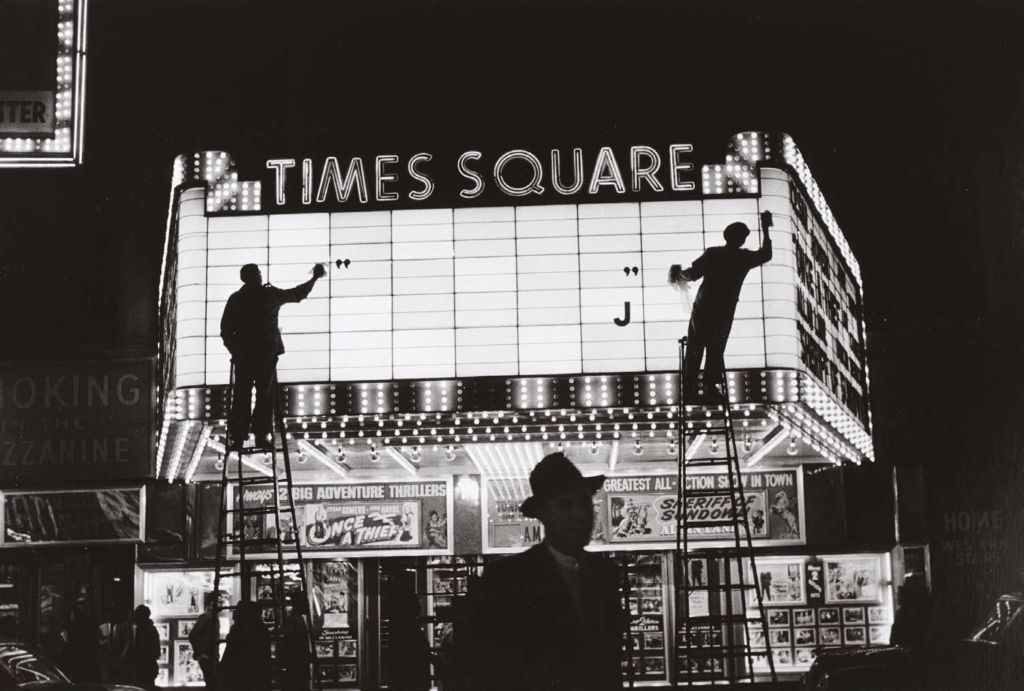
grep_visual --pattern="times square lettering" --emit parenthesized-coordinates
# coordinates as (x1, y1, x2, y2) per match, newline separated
(266, 144, 696, 205)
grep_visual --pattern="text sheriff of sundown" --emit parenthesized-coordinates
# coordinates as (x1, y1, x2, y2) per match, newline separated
(266, 144, 696, 205)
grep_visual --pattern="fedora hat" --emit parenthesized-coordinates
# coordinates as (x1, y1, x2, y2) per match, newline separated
(520, 452, 605, 518)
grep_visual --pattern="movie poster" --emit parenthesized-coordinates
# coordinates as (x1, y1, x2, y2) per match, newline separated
(824, 557, 882, 603)
(237, 481, 450, 555)
(174, 641, 204, 686)
(751, 560, 806, 606)
(312, 560, 358, 635)
(601, 471, 800, 546)
(147, 571, 211, 617)
(483, 470, 802, 553)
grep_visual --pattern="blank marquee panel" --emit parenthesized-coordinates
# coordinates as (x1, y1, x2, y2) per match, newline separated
(176, 196, 803, 386)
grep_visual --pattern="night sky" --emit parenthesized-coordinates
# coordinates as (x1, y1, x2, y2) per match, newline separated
(1, 0, 1022, 619)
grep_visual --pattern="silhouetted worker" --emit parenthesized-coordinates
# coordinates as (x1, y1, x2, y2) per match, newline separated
(63, 604, 100, 682)
(669, 211, 773, 400)
(221, 262, 326, 449)
(220, 601, 272, 691)
(381, 575, 431, 691)
(278, 592, 313, 691)
(128, 605, 160, 690)
(464, 452, 626, 690)
(188, 595, 217, 688)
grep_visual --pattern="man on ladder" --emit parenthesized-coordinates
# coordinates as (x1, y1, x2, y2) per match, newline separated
(669, 211, 773, 402)
(221, 261, 327, 450)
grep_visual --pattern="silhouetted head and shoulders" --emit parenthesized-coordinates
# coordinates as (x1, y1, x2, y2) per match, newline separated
(221, 262, 325, 357)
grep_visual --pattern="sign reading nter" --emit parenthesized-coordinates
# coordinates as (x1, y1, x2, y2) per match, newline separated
(0, 91, 55, 135)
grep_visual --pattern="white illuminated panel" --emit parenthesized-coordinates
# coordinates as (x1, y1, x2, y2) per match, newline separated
(579, 203, 644, 372)
(331, 211, 393, 381)
(392, 208, 455, 379)
(454, 207, 518, 377)
(515, 205, 582, 375)
(175, 190, 802, 387)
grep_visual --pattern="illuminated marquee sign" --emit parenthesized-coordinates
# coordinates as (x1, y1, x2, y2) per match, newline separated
(162, 133, 871, 455)
(172, 191, 795, 386)
(0, 0, 87, 167)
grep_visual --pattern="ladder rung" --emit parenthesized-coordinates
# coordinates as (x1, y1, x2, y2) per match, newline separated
(687, 519, 747, 528)
(231, 476, 279, 485)
(678, 582, 755, 592)
(225, 506, 280, 515)
(214, 568, 295, 578)
(679, 615, 758, 626)
(683, 426, 733, 435)
(235, 446, 286, 455)
(683, 488, 747, 497)
(218, 536, 287, 547)
(684, 458, 735, 466)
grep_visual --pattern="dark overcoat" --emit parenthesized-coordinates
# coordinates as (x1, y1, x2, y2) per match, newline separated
(463, 544, 626, 691)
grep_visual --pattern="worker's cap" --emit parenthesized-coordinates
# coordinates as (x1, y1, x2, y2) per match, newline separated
(240, 263, 262, 284)
(723, 222, 750, 243)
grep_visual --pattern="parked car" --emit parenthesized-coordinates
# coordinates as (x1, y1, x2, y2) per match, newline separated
(804, 592, 1024, 691)
(959, 592, 1023, 691)
(0, 639, 145, 691)
(802, 645, 910, 690)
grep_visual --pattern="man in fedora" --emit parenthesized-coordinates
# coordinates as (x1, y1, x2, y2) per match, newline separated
(669, 210, 773, 401)
(462, 452, 626, 690)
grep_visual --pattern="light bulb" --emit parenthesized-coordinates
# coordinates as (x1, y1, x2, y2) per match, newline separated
(710, 439, 719, 455)
(296, 451, 307, 464)
(633, 440, 644, 456)
(743, 436, 754, 453)
(787, 438, 799, 455)
(589, 441, 600, 456)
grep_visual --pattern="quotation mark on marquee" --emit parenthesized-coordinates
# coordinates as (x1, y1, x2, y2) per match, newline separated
(615, 266, 639, 326)
(335, 259, 352, 269)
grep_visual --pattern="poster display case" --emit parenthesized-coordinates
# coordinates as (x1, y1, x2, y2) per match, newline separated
(234, 480, 453, 558)
(310, 560, 361, 688)
(747, 553, 893, 674)
(617, 552, 670, 684)
(140, 568, 231, 687)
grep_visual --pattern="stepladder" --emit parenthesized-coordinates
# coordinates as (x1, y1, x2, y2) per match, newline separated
(213, 361, 320, 689)
(674, 337, 777, 686)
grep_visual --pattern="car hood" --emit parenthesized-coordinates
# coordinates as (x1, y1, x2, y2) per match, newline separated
(21, 684, 146, 691)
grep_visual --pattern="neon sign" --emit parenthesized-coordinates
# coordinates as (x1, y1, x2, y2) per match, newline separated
(266, 144, 696, 206)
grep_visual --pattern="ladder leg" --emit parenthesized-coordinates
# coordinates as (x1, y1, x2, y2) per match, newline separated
(673, 338, 778, 687)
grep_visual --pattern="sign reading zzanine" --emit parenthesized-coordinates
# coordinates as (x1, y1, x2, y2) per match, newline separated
(265, 144, 698, 208)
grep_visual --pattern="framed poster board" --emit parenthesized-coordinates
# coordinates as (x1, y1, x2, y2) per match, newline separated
(751, 559, 806, 606)
(824, 556, 882, 604)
